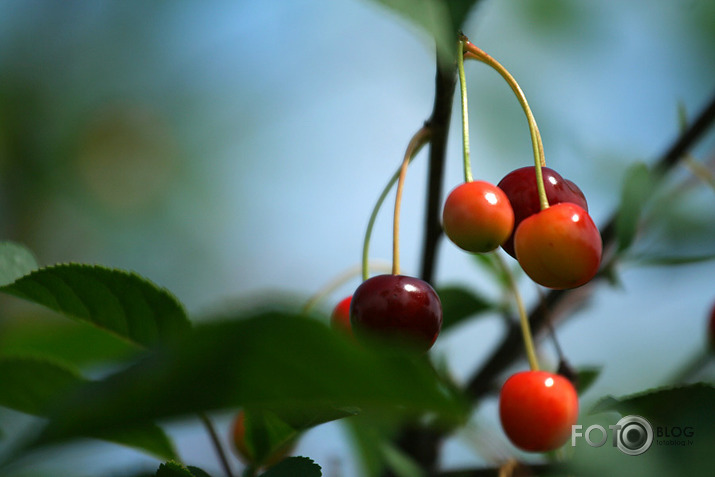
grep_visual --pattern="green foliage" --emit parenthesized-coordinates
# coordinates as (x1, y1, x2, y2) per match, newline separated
(0, 264, 191, 347)
(0, 242, 38, 287)
(437, 284, 494, 332)
(260, 457, 321, 477)
(0, 309, 464, 467)
(155, 462, 211, 477)
(615, 162, 656, 254)
(0, 356, 178, 461)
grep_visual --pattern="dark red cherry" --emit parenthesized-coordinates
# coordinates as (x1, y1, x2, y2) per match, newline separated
(350, 274, 442, 352)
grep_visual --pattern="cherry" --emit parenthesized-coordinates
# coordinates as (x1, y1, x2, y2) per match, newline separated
(230, 410, 294, 467)
(330, 295, 353, 337)
(514, 202, 601, 289)
(497, 166, 588, 258)
(350, 274, 442, 352)
(499, 370, 579, 452)
(442, 180, 514, 253)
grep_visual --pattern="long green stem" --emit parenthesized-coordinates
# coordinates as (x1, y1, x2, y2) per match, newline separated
(495, 253, 539, 371)
(361, 127, 431, 281)
(457, 39, 473, 183)
(393, 126, 432, 275)
(463, 41, 549, 211)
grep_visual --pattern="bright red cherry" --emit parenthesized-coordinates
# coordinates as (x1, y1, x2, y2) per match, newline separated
(330, 296, 353, 338)
(514, 203, 601, 289)
(350, 274, 442, 352)
(499, 370, 579, 452)
(497, 166, 588, 258)
(442, 180, 514, 253)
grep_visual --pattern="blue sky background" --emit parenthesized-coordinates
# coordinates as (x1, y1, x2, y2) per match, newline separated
(0, 1, 713, 476)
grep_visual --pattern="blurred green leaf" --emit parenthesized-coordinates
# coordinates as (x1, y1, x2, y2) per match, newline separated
(15, 309, 465, 460)
(380, 441, 425, 477)
(470, 252, 512, 289)
(437, 285, 494, 332)
(0, 241, 38, 287)
(0, 356, 178, 461)
(590, 382, 715, 424)
(242, 409, 299, 466)
(631, 252, 715, 267)
(0, 317, 140, 367)
(366, 0, 482, 66)
(575, 366, 601, 395)
(260, 456, 321, 477)
(615, 162, 656, 253)
(0, 264, 191, 347)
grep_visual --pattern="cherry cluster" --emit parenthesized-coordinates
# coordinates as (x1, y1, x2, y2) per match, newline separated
(326, 38, 600, 454)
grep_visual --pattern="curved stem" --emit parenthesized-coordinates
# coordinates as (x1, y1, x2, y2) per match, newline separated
(392, 126, 432, 275)
(457, 38, 473, 183)
(495, 253, 539, 371)
(463, 41, 549, 210)
(302, 262, 391, 312)
(199, 412, 235, 477)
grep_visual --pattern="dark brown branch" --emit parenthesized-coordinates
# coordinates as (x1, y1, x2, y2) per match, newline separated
(419, 58, 457, 285)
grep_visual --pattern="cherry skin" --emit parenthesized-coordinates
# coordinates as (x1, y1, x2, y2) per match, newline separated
(330, 295, 353, 338)
(230, 410, 294, 467)
(497, 166, 588, 258)
(514, 202, 602, 289)
(350, 274, 442, 352)
(499, 370, 579, 452)
(442, 180, 514, 253)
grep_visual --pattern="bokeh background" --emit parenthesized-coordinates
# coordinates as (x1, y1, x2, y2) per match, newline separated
(1, 1, 714, 476)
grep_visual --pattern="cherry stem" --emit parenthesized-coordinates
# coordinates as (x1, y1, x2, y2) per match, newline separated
(393, 126, 432, 275)
(302, 261, 391, 313)
(457, 39, 473, 183)
(199, 411, 235, 477)
(495, 252, 540, 371)
(361, 126, 431, 281)
(462, 39, 549, 211)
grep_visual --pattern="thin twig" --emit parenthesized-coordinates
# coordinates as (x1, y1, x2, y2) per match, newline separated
(199, 411, 235, 477)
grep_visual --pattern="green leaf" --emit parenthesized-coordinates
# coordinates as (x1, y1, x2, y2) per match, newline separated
(0, 317, 140, 367)
(0, 241, 38, 287)
(615, 162, 656, 253)
(260, 456, 321, 477)
(241, 409, 299, 466)
(0, 264, 191, 347)
(631, 252, 715, 267)
(23, 310, 466, 457)
(437, 285, 493, 332)
(575, 366, 601, 396)
(589, 382, 715, 425)
(0, 356, 178, 461)
(156, 461, 205, 477)
(367, 0, 482, 67)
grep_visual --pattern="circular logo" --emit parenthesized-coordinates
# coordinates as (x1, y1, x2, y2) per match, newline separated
(615, 415, 653, 456)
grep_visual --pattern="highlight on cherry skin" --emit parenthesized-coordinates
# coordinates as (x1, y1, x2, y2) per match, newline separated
(514, 202, 602, 290)
(442, 180, 515, 253)
(497, 166, 588, 258)
(350, 274, 442, 352)
(330, 295, 353, 337)
(499, 370, 579, 453)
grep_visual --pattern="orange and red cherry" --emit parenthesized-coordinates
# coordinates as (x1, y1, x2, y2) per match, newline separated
(442, 180, 514, 253)
(514, 202, 601, 289)
(350, 274, 442, 352)
(499, 370, 579, 452)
